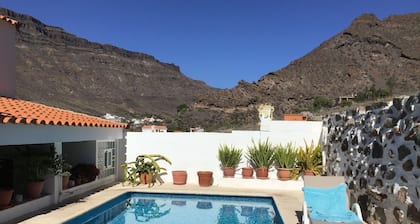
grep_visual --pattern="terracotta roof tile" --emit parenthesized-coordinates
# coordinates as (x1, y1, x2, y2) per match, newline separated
(0, 97, 127, 128)
(0, 15, 20, 28)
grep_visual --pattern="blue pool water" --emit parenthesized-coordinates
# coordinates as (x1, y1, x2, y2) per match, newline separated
(64, 192, 284, 224)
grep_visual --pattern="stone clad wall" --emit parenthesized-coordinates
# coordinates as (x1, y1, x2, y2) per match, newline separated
(324, 94, 420, 224)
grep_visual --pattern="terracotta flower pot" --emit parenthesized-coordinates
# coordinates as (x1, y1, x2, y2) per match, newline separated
(25, 180, 45, 199)
(222, 167, 235, 178)
(172, 170, 187, 185)
(139, 173, 151, 184)
(256, 168, 269, 179)
(0, 189, 14, 208)
(277, 168, 293, 180)
(62, 175, 70, 190)
(304, 170, 315, 176)
(197, 171, 213, 187)
(241, 167, 254, 178)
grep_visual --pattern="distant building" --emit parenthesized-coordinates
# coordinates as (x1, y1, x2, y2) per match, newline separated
(336, 93, 356, 105)
(190, 127, 204, 132)
(283, 114, 307, 121)
(142, 125, 167, 132)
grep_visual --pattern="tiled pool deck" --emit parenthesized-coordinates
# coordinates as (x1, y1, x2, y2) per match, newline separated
(20, 179, 304, 224)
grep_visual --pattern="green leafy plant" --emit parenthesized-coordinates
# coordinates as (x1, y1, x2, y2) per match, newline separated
(18, 149, 55, 182)
(217, 144, 242, 168)
(294, 140, 323, 177)
(121, 154, 172, 187)
(246, 139, 275, 168)
(273, 142, 297, 169)
(52, 154, 72, 176)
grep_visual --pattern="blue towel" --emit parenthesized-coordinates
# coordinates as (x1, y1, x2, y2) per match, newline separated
(303, 183, 361, 223)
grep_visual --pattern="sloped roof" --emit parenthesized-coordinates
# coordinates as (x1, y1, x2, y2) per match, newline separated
(0, 15, 20, 27)
(0, 97, 127, 128)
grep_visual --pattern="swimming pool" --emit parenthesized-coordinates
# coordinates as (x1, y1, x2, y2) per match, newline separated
(64, 192, 284, 224)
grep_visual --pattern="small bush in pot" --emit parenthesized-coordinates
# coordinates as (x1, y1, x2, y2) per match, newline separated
(273, 142, 297, 180)
(121, 154, 171, 187)
(217, 144, 242, 177)
(246, 139, 275, 179)
(293, 140, 323, 177)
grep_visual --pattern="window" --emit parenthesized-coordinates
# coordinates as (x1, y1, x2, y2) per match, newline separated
(97, 141, 116, 178)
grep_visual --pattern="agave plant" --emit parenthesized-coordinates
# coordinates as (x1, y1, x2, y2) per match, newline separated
(274, 142, 297, 169)
(295, 140, 323, 176)
(217, 144, 242, 168)
(246, 139, 275, 169)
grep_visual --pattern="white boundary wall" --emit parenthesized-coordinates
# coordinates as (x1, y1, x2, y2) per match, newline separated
(126, 121, 322, 184)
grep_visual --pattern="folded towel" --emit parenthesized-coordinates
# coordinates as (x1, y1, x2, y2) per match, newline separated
(303, 183, 361, 223)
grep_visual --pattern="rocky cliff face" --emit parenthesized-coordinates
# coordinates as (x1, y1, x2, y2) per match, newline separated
(186, 13, 420, 131)
(2, 8, 419, 131)
(0, 8, 215, 122)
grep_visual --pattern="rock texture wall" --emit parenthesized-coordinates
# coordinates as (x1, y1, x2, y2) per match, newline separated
(324, 94, 420, 224)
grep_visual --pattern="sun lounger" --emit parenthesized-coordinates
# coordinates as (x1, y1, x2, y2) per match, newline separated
(302, 176, 364, 224)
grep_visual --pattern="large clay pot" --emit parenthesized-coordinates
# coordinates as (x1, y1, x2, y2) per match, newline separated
(197, 171, 213, 187)
(277, 168, 293, 180)
(0, 189, 14, 208)
(256, 168, 269, 179)
(241, 167, 254, 178)
(172, 170, 187, 185)
(304, 170, 315, 176)
(62, 175, 70, 190)
(222, 167, 235, 178)
(139, 173, 151, 184)
(25, 180, 45, 199)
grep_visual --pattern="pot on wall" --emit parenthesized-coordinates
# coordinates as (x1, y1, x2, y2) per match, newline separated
(25, 180, 45, 199)
(62, 175, 70, 190)
(304, 170, 315, 176)
(197, 171, 213, 187)
(256, 168, 269, 179)
(241, 167, 254, 178)
(0, 188, 14, 208)
(222, 167, 235, 178)
(277, 168, 293, 180)
(172, 170, 187, 185)
(139, 172, 151, 184)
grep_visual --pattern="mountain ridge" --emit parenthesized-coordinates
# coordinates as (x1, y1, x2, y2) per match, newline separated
(0, 7, 216, 124)
(1, 8, 419, 131)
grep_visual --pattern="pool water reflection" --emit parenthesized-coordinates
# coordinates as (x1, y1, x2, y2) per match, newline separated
(64, 192, 284, 224)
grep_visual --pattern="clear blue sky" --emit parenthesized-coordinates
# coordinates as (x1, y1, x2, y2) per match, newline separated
(1, 1, 419, 88)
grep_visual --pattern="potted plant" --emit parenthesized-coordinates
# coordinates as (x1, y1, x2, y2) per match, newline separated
(246, 139, 275, 179)
(294, 140, 323, 177)
(217, 144, 242, 177)
(0, 159, 14, 208)
(273, 142, 297, 180)
(241, 166, 254, 178)
(121, 154, 171, 187)
(18, 149, 55, 199)
(71, 164, 100, 185)
(52, 154, 72, 190)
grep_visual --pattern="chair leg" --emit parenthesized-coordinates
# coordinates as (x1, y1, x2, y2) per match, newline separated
(351, 203, 363, 222)
(302, 201, 310, 224)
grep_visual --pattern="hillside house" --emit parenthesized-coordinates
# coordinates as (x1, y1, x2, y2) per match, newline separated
(142, 125, 168, 132)
(0, 15, 127, 223)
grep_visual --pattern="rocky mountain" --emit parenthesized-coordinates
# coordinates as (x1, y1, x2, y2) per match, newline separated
(2, 8, 419, 131)
(181, 13, 420, 131)
(0, 8, 215, 125)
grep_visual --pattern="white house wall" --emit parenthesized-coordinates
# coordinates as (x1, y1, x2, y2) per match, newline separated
(0, 123, 125, 145)
(126, 121, 322, 184)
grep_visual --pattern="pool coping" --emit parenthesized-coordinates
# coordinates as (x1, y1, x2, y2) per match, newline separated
(19, 182, 303, 224)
